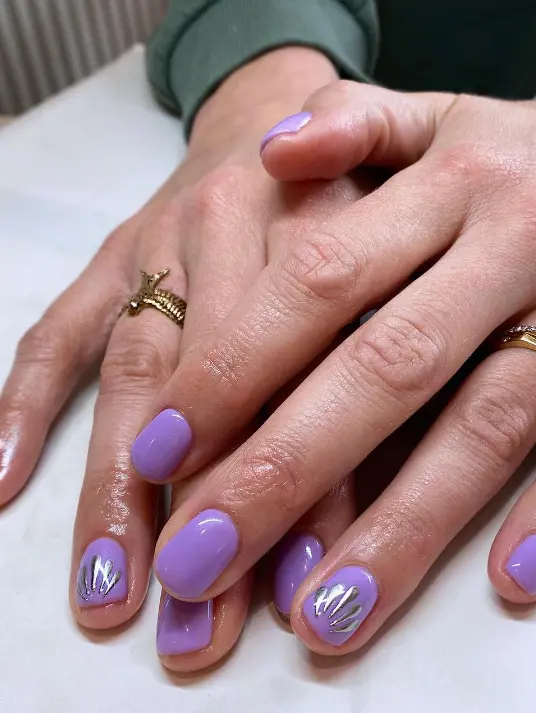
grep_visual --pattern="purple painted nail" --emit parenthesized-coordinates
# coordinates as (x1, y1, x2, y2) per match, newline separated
(302, 565, 378, 646)
(274, 533, 324, 616)
(506, 534, 536, 594)
(76, 537, 128, 607)
(260, 111, 312, 152)
(156, 509, 239, 599)
(157, 593, 213, 655)
(131, 408, 192, 481)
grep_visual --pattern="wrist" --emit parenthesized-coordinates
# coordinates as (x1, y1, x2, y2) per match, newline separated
(189, 47, 338, 152)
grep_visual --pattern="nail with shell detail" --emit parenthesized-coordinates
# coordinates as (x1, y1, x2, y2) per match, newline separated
(76, 537, 128, 607)
(302, 566, 378, 646)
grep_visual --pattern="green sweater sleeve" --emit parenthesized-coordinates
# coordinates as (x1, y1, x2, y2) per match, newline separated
(146, 0, 379, 136)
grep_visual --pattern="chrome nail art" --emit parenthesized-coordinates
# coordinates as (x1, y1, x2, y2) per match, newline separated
(77, 555, 122, 601)
(313, 583, 362, 634)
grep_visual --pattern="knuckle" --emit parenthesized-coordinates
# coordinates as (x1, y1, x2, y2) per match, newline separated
(230, 440, 306, 515)
(435, 142, 510, 185)
(281, 229, 366, 308)
(100, 338, 166, 396)
(193, 165, 254, 225)
(16, 320, 73, 368)
(196, 335, 247, 404)
(309, 79, 360, 107)
(346, 314, 447, 401)
(455, 382, 533, 466)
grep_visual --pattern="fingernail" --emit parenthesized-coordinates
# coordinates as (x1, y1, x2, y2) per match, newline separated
(76, 537, 128, 607)
(506, 534, 536, 594)
(157, 593, 213, 655)
(131, 408, 192, 481)
(260, 111, 312, 152)
(274, 533, 324, 616)
(156, 509, 239, 599)
(302, 565, 378, 646)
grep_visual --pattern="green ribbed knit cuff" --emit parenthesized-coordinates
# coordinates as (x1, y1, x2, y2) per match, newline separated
(147, 0, 378, 137)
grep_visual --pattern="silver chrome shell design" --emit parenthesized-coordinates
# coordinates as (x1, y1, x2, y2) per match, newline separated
(77, 555, 122, 601)
(313, 583, 363, 634)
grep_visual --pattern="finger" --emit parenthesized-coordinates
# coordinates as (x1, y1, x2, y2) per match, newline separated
(273, 476, 356, 617)
(131, 172, 375, 483)
(274, 410, 429, 623)
(179, 170, 270, 355)
(0, 231, 130, 505)
(130, 168, 271, 482)
(153, 221, 536, 601)
(158, 470, 252, 671)
(290, 323, 536, 653)
(260, 83, 456, 180)
(487, 322, 536, 603)
(70, 247, 185, 629)
(134, 156, 466, 484)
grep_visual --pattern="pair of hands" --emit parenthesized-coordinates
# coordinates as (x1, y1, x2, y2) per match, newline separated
(2, 46, 536, 672)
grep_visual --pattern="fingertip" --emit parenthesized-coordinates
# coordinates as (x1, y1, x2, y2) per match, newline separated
(158, 576, 251, 672)
(489, 535, 536, 605)
(261, 118, 353, 182)
(70, 538, 150, 630)
(289, 603, 357, 657)
(260, 111, 313, 154)
(131, 408, 193, 484)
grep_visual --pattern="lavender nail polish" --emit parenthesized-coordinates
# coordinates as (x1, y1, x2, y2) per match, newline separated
(76, 537, 128, 607)
(157, 593, 213, 655)
(274, 533, 324, 616)
(131, 408, 192, 481)
(302, 565, 378, 646)
(156, 509, 239, 599)
(260, 111, 312, 152)
(506, 534, 536, 594)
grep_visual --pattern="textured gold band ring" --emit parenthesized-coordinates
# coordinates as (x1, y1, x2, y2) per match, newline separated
(497, 325, 536, 353)
(121, 269, 187, 327)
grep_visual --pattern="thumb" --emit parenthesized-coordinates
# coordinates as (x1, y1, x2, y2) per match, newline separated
(260, 82, 455, 181)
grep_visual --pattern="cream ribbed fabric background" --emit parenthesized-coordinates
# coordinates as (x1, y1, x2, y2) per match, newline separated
(0, 0, 168, 114)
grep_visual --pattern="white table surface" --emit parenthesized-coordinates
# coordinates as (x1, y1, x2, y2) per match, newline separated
(1, 47, 535, 713)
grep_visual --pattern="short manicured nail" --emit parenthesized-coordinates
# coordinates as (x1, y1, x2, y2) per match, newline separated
(156, 509, 239, 599)
(506, 534, 536, 594)
(302, 565, 378, 646)
(260, 111, 312, 152)
(76, 537, 128, 607)
(157, 593, 213, 655)
(274, 533, 324, 616)
(131, 408, 192, 481)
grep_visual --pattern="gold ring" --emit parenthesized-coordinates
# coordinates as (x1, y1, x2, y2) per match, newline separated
(497, 325, 536, 353)
(122, 269, 186, 327)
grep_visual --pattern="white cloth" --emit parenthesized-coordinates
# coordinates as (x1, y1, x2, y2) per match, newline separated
(0, 47, 534, 713)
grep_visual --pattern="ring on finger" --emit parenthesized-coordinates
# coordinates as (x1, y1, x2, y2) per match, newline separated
(122, 269, 187, 327)
(497, 325, 536, 353)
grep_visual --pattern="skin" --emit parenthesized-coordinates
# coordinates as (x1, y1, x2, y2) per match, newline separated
(0, 48, 372, 669)
(3, 46, 536, 669)
(145, 83, 536, 655)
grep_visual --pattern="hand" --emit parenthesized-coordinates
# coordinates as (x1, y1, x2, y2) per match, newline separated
(141, 82, 536, 654)
(0, 49, 380, 669)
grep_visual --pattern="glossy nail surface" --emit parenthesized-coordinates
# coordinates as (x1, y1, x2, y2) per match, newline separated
(302, 565, 378, 646)
(157, 593, 213, 655)
(274, 533, 324, 616)
(506, 534, 536, 594)
(260, 111, 312, 152)
(156, 509, 239, 599)
(131, 408, 192, 481)
(76, 537, 128, 607)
